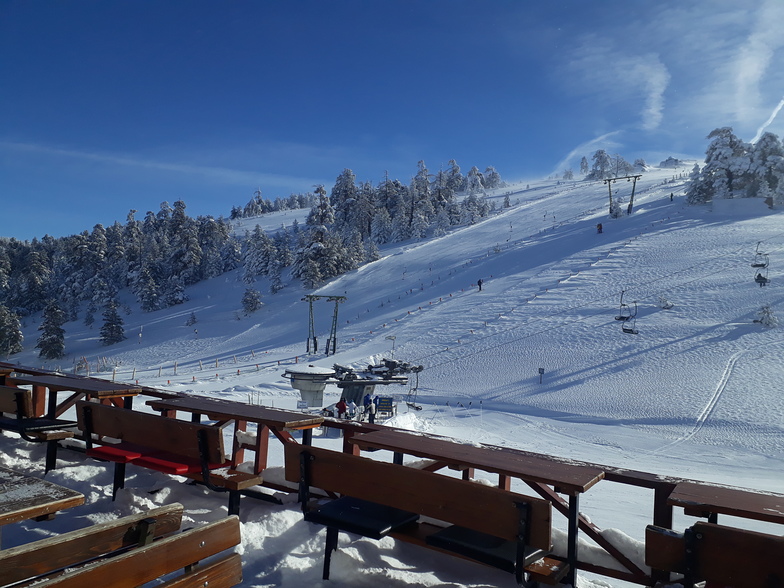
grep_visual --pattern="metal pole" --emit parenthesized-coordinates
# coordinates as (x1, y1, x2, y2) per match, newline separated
(627, 175, 640, 215)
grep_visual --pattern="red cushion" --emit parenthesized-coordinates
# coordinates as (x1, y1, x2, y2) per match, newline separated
(134, 451, 227, 475)
(87, 442, 152, 463)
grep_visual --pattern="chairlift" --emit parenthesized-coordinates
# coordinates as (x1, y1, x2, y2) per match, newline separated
(614, 290, 635, 321)
(406, 370, 422, 410)
(751, 242, 769, 269)
(621, 302, 639, 334)
(754, 266, 770, 287)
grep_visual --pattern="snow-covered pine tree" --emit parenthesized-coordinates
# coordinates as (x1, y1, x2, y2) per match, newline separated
(242, 288, 263, 315)
(36, 299, 66, 359)
(268, 260, 284, 294)
(432, 208, 451, 237)
(580, 156, 589, 175)
(685, 163, 709, 204)
(587, 150, 613, 180)
(298, 255, 322, 289)
(370, 207, 392, 245)
(484, 166, 503, 189)
(0, 303, 23, 357)
(100, 299, 126, 345)
(701, 127, 750, 200)
(756, 304, 778, 328)
(466, 166, 485, 195)
(445, 159, 464, 193)
(15, 250, 51, 315)
(135, 266, 160, 312)
(432, 169, 455, 215)
(363, 239, 380, 263)
(331, 169, 359, 234)
(461, 192, 480, 225)
(748, 132, 784, 199)
(243, 225, 273, 284)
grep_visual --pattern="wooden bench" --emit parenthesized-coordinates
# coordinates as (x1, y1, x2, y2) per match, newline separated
(76, 401, 262, 515)
(646, 522, 784, 588)
(285, 443, 566, 587)
(0, 502, 242, 587)
(0, 385, 77, 473)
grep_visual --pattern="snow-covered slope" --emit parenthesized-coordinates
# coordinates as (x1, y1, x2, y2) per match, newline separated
(5, 166, 783, 587)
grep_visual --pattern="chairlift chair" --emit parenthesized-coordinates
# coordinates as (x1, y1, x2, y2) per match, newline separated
(621, 303, 639, 334)
(751, 242, 769, 269)
(614, 290, 635, 321)
(754, 266, 770, 287)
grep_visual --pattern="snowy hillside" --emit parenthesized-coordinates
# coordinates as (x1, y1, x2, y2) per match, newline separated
(4, 165, 783, 587)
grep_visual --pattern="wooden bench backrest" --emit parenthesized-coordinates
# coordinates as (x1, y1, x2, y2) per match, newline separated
(284, 443, 551, 550)
(0, 385, 34, 417)
(76, 401, 225, 463)
(33, 515, 241, 588)
(0, 503, 184, 586)
(646, 523, 784, 588)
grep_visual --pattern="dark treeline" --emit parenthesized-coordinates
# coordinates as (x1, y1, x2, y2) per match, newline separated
(0, 160, 504, 358)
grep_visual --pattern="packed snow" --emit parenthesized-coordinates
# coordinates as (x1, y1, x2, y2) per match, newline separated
(2, 166, 782, 587)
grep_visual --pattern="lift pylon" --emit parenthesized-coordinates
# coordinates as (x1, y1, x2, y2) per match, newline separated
(302, 294, 347, 355)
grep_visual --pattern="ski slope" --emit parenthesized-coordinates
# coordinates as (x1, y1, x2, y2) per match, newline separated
(5, 165, 783, 587)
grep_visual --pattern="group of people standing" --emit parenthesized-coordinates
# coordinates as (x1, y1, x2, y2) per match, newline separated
(334, 393, 379, 423)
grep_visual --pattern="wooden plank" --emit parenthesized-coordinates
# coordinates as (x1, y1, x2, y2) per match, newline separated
(0, 503, 184, 585)
(285, 444, 551, 550)
(157, 552, 243, 588)
(668, 481, 784, 525)
(526, 556, 570, 585)
(76, 401, 225, 463)
(350, 429, 604, 495)
(183, 468, 262, 491)
(33, 516, 241, 588)
(146, 396, 323, 430)
(8, 374, 140, 396)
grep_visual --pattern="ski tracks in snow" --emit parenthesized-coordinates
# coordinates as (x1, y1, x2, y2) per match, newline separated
(653, 342, 763, 455)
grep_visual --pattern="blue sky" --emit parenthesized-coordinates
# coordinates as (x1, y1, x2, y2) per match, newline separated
(2, 0, 784, 241)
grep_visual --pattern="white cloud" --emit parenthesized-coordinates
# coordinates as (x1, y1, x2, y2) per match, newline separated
(630, 57, 671, 131)
(560, 36, 670, 132)
(731, 0, 784, 126)
(555, 2, 784, 143)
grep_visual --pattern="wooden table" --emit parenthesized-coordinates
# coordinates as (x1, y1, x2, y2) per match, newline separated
(0, 466, 84, 547)
(349, 428, 604, 586)
(146, 395, 324, 474)
(668, 481, 784, 525)
(6, 374, 140, 418)
(0, 363, 57, 386)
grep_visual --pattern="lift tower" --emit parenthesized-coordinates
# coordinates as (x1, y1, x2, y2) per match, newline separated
(302, 294, 347, 355)
(603, 174, 642, 217)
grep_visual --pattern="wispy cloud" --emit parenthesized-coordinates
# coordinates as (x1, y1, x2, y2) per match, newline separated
(554, 2, 784, 143)
(0, 141, 326, 193)
(559, 35, 671, 132)
(731, 0, 784, 127)
(751, 97, 784, 143)
(552, 131, 623, 174)
(629, 58, 671, 131)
